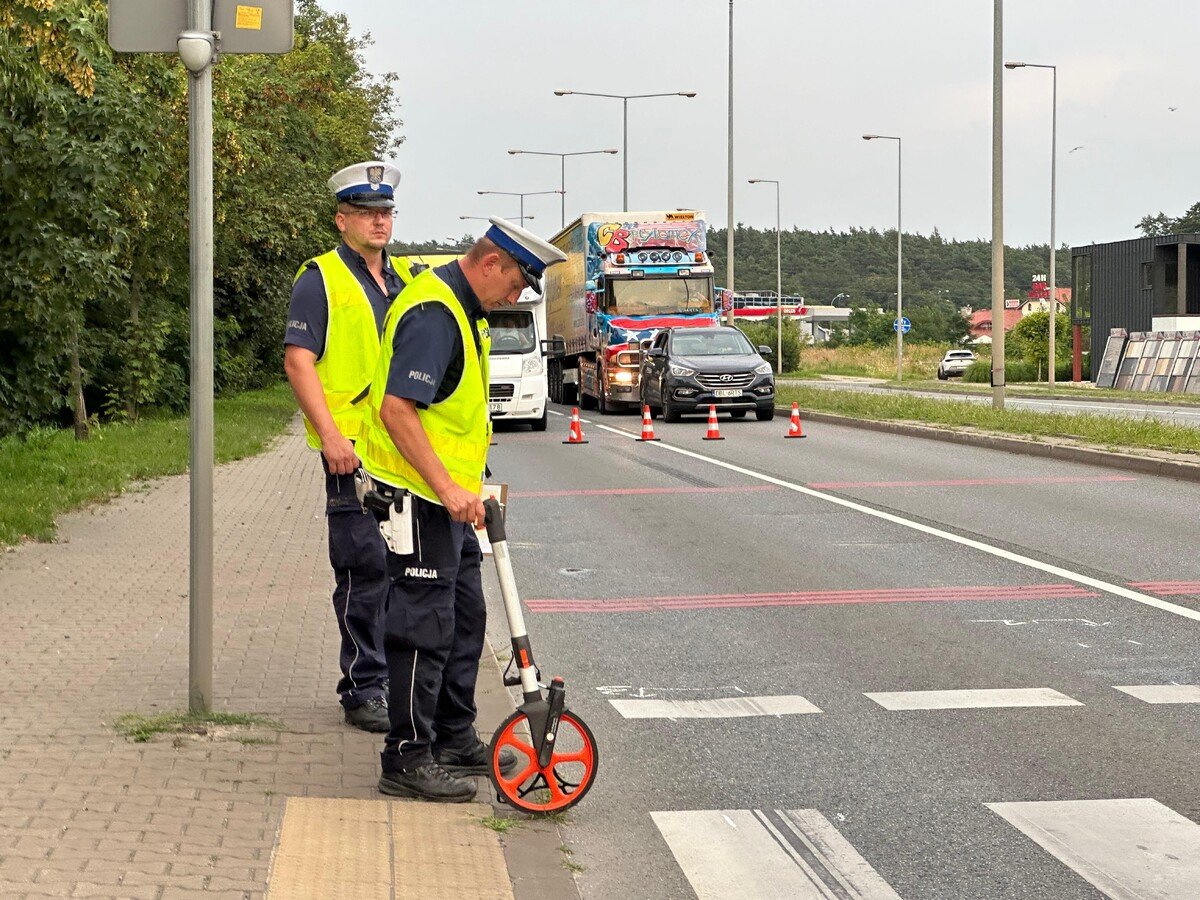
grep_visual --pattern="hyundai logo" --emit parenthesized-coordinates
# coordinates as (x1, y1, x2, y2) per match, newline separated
(719, 373, 733, 382)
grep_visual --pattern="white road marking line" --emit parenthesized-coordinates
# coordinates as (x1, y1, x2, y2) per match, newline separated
(652, 809, 901, 900)
(576, 415, 1200, 624)
(1113, 684, 1200, 704)
(864, 687, 1082, 710)
(987, 798, 1200, 900)
(609, 695, 821, 719)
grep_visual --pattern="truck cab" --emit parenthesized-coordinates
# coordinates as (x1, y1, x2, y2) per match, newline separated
(486, 288, 550, 431)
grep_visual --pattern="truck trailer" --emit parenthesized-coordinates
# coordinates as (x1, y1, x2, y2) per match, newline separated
(543, 211, 719, 412)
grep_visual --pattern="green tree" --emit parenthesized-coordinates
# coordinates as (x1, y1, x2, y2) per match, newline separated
(1137, 201, 1200, 237)
(1008, 311, 1071, 378)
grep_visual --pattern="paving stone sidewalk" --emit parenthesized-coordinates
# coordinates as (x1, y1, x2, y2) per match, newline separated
(0, 419, 516, 899)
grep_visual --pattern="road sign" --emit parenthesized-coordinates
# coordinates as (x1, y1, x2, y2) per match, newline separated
(893, 316, 911, 334)
(109, 0, 293, 54)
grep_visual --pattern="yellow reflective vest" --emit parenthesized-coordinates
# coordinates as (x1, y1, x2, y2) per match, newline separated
(292, 249, 383, 450)
(358, 268, 492, 504)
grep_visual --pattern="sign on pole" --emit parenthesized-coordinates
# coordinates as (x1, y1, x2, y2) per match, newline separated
(109, 0, 293, 54)
(893, 316, 912, 334)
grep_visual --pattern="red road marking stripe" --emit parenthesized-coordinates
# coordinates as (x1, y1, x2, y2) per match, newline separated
(526, 583, 1099, 614)
(806, 475, 1137, 489)
(1128, 581, 1200, 595)
(509, 485, 778, 498)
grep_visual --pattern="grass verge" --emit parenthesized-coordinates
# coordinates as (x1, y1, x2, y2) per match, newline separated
(777, 385, 1200, 456)
(0, 382, 296, 547)
(112, 711, 283, 743)
(891, 379, 1200, 407)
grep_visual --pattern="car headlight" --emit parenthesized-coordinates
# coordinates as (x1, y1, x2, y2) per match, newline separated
(669, 364, 696, 377)
(522, 355, 543, 376)
(754, 361, 773, 375)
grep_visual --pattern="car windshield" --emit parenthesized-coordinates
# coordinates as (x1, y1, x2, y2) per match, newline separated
(487, 309, 536, 355)
(671, 330, 755, 357)
(609, 277, 713, 315)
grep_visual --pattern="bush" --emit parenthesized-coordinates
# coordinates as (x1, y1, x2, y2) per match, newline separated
(735, 317, 801, 372)
(964, 352, 1091, 384)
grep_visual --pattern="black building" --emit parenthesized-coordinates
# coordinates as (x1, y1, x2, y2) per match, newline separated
(1071, 234, 1200, 373)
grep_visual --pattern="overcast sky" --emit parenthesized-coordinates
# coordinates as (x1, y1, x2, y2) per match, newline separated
(322, 1, 1198, 254)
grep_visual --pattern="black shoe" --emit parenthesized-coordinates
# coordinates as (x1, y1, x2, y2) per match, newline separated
(435, 736, 521, 777)
(344, 696, 389, 733)
(378, 764, 477, 803)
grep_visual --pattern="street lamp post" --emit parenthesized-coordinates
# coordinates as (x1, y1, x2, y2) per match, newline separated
(863, 134, 903, 381)
(507, 149, 619, 229)
(727, 0, 735, 324)
(1006, 60, 1058, 388)
(748, 178, 783, 373)
(476, 190, 562, 228)
(553, 90, 696, 211)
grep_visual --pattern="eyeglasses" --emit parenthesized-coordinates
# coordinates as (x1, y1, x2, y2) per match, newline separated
(346, 208, 398, 220)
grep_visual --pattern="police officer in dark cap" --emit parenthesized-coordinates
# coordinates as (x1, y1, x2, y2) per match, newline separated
(357, 217, 567, 801)
(284, 161, 403, 732)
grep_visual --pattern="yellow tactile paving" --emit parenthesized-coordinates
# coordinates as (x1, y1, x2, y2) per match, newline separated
(392, 801, 514, 900)
(267, 796, 513, 900)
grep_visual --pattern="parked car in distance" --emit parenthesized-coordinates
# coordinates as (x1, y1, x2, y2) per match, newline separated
(937, 349, 976, 380)
(639, 326, 776, 422)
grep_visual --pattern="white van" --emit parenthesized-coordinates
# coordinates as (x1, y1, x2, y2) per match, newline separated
(487, 289, 551, 431)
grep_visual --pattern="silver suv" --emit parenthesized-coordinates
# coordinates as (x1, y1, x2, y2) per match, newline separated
(937, 349, 976, 380)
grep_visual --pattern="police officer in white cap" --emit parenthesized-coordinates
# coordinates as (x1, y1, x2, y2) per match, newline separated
(283, 160, 403, 732)
(356, 218, 566, 801)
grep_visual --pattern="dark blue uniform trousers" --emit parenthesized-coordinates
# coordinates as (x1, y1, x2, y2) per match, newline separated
(381, 494, 486, 773)
(323, 456, 389, 710)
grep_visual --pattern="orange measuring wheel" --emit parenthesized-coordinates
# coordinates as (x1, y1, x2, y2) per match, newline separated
(489, 709, 599, 813)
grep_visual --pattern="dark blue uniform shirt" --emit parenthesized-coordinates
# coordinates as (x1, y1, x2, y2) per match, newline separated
(385, 261, 485, 407)
(284, 242, 402, 357)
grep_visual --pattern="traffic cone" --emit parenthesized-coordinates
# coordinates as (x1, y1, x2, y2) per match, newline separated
(785, 402, 806, 439)
(562, 407, 588, 445)
(702, 404, 724, 441)
(638, 405, 660, 442)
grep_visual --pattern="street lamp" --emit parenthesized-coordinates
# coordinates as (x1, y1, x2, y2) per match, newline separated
(748, 178, 783, 373)
(1006, 60, 1058, 388)
(460, 214, 533, 224)
(476, 190, 562, 228)
(863, 134, 904, 381)
(508, 148, 619, 229)
(553, 90, 696, 211)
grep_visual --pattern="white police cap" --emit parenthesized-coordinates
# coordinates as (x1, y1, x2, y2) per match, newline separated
(328, 161, 401, 208)
(485, 216, 568, 291)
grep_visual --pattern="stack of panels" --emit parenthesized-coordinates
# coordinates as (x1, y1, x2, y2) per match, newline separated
(1110, 330, 1200, 393)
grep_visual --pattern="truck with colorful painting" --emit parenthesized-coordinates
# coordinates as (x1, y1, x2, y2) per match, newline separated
(543, 210, 718, 412)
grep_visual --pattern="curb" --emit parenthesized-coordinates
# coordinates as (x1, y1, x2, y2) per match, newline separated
(780, 406, 1200, 482)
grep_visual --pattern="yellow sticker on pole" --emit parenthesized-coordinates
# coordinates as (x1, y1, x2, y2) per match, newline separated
(235, 5, 263, 30)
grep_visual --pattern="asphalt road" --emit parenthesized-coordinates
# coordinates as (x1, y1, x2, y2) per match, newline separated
(481, 403, 1200, 900)
(785, 378, 1200, 428)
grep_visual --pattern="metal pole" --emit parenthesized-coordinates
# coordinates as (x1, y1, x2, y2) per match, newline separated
(775, 182, 782, 374)
(991, 0, 1006, 409)
(1048, 65, 1057, 389)
(560, 155, 566, 229)
(726, 0, 735, 322)
(622, 99, 629, 212)
(187, 0, 214, 714)
(520, 194, 525, 228)
(896, 140, 903, 382)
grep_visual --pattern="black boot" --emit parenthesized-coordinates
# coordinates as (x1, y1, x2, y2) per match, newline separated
(344, 696, 389, 733)
(378, 763, 477, 803)
(435, 734, 521, 777)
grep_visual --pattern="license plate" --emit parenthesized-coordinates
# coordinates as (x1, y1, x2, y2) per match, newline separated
(489, 402, 504, 413)
(713, 388, 741, 398)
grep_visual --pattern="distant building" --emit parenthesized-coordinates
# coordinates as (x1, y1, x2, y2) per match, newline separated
(966, 278, 1071, 344)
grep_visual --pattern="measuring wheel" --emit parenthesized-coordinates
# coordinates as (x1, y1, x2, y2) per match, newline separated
(488, 708, 599, 813)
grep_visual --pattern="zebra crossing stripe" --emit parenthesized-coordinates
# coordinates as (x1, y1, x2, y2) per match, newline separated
(609, 695, 821, 719)
(1113, 684, 1200, 704)
(652, 809, 901, 900)
(987, 798, 1200, 899)
(864, 688, 1081, 711)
